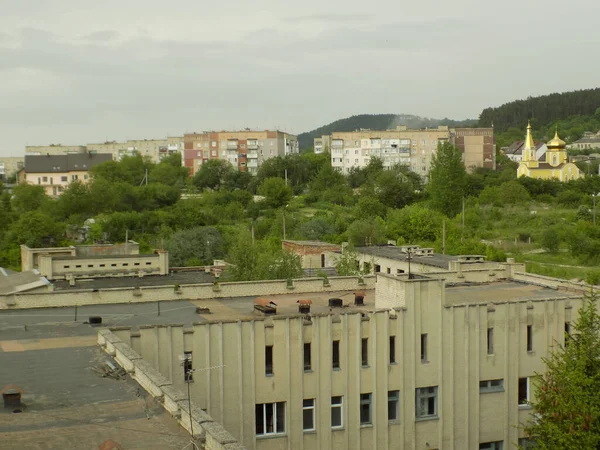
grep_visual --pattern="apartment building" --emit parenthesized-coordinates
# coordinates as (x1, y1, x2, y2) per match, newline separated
(26, 138, 184, 164)
(19, 153, 112, 196)
(183, 130, 299, 175)
(108, 269, 577, 450)
(0, 156, 24, 182)
(319, 126, 494, 177)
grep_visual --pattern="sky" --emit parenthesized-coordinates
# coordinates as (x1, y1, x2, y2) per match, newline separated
(1, 0, 599, 156)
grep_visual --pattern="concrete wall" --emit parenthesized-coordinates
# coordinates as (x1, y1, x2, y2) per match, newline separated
(97, 329, 246, 450)
(45, 253, 167, 280)
(21, 245, 76, 271)
(1, 276, 376, 309)
(110, 275, 584, 450)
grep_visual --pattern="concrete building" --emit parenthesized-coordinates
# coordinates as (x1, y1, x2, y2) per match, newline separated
(20, 243, 168, 282)
(319, 126, 494, 177)
(518, 123, 583, 181)
(567, 131, 600, 151)
(314, 136, 331, 154)
(19, 153, 113, 196)
(24, 144, 87, 155)
(281, 240, 341, 270)
(0, 156, 24, 182)
(183, 130, 299, 176)
(502, 140, 546, 163)
(104, 269, 584, 450)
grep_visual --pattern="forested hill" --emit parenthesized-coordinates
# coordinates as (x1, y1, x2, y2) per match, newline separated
(298, 114, 477, 150)
(479, 88, 600, 132)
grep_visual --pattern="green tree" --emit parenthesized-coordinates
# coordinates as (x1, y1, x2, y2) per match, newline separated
(192, 159, 235, 191)
(5, 211, 65, 248)
(428, 142, 467, 217)
(523, 294, 600, 449)
(165, 227, 224, 266)
(11, 183, 49, 214)
(258, 177, 292, 209)
(540, 227, 560, 253)
(266, 250, 303, 280)
(334, 245, 362, 276)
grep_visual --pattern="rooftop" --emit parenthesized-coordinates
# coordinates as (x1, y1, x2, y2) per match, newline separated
(23, 153, 113, 173)
(356, 246, 458, 269)
(283, 240, 341, 248)
(0, 314, 190, 449)
(0, 269, 50, 296)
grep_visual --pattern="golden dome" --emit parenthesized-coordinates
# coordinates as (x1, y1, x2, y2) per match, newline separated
(547, 128, 566, 149)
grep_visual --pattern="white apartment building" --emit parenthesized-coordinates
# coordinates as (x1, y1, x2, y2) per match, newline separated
(321, 126, 495, 177)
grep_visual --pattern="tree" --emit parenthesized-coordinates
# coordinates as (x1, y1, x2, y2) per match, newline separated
(258, 177, 292, 209)
(266, 250, 303, 280)
(522, 294, 600, 449)
(11, 183, 49, 214)
(540, 227, 560, 253)
(334, 245, 362, 276)
(165, 227, 224, 266)
(427, 142, 467, 217)
(5, 211, 65, 248)
(192, 159, 235, 191)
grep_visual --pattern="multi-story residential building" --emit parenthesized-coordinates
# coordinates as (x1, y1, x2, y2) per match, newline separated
(567, 131, 600, 151)
(106, 267, 579, 450)
(183, 130, 298, 175)
(18, 153, 112, 196)
(26, 138, 184, 164)
(0, 156, 24, 182)
(314, 135, 331, 154)
(319, 126, 494, 177)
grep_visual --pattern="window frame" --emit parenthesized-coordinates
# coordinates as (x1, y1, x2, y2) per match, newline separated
(360, 393, 372, 425)
(518, 377, 530, 407)
(487, 327, 494, 355)
(303, 342, 312, 372)
(332, 340, 340, 370)
(388, 390, 400, 422)
(526, 325, 533, 352)
(331, 396, 343, 429)
(302, 399, 315, 432)
(255, 402, 286, 436)
(361, 338, 369, 367)
(265, 345, 273, 376)
(420, 333, 428, 362)
(389, 336, 396, 364)
(415, 386, 438, 419)
(479, 441, 504, 450)
(479, 379, 504, 394)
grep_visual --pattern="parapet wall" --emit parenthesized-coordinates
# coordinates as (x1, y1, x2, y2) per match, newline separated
(1, 276, 376, 309)
(97, 329, 246, 450)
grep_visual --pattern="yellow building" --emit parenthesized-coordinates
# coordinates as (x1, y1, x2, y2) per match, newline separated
(517, 123, 583, 181)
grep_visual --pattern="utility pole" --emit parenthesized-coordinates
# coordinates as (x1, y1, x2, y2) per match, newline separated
(284, 169, 288, 186)
(442, 219, 446, 255)
(282, 208, 286, 240)
(462, 197, 465, 228)
(594, 194, 597, 226)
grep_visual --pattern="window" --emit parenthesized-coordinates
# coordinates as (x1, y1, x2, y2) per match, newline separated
(479, 379, 504, 393)
(360, 393, 372, 425)
(111, 263, 117, 267)
(42, 176, 48, 182)
(265, 345, 273, 375)
(565, 321, 571, 347)
(374, 264, 381, 273)
(84, 174, 88, 180)
(304, 343, 312, 371)
(61, 176, 68, 182)
(487, 328, 494, 355)
(87, 264, 93, 268)
(99, 264, 105, 268)
(388, 390, 399, 421)
(63, 265, 70, 269)
(332, 340, 340, 369)
(134, 263, 140, 266)
(331, 396, 343, 428)
(122, 263, 128, 267)
(361, 338, 368, 367)
(255, 402, 285, 436)
(518, 377, 530, 406)
(303, 399, 315, 431)
(211, 141, 217, 147)
(518, 438, 534, 449)
(420, 334, 428, 362)
(416, 386, 438, 419)
(75, 265, 81, 268)
(479, 441, 503, 450)
(526, 325, 533, 352)
(183, 351, 193, 382)
(386, 267, 391, 274)
(72, 174, 78, 180)
(389, 336, 396, 364)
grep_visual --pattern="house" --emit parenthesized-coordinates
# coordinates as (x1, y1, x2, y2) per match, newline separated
(19, 153, 113, 196)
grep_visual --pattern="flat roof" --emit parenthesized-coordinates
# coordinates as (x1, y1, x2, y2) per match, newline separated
(356, 246, 457, 269)
(53, 270, 215, 290)
(0, 314, 190, 449)
(445, 281, 575, 306)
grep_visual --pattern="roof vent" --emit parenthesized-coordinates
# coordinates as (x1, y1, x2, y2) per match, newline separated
(2, 384, 23, 409)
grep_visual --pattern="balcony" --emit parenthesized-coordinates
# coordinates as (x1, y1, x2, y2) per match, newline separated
(247, 151, 259, 159)
(247, 160, 258, 168)
(247, 142, 259, 150)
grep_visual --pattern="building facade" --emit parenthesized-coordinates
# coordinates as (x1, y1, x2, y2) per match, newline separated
(0, 156, 24, 182)
(318, 126, 494, 177)
(517, 123, 583, 181)
(110, 272, 579, 450)
(183, 130, 298, 176)
(567, 131, 600, 151)
(19, 153, 113, 196)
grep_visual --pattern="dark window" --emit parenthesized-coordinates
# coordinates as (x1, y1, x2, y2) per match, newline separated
(332, 340, 340, 369)
(134, 263, 140, 266)
(331, 396, 343, 428)
(388, 390, 399, 421)
(255, 402, 285, 435)
(87, 264, 93, 268)
(360, 393, 372, 425)
(565, 322, 571, 347)
(374, 265, 381, 273)
(526, 325, 533, 352)
(390, 336, 396, 364)
(75, 265, 81, 268)
(487, 328, 494, 355)
(146, 262, 152, 265)
(479, 441, 503, 450)
(183, 351, 193, 382)
(265, 345, 273, 376)
(361, 338, 368, 367)
(63, 265, 70, 269)
(302, 399, 315, 431)
(386, 267, 391, 274)
(416, 386, 438, 418)
(518, 377, 529, 406)
(479, 379, 504, 393)
(421, 334, 428, 362)
(99, 264, 105, 267)
(111, 264, 117, 267)
(123, 263, 129, 267)
(304, 343, 311, 371)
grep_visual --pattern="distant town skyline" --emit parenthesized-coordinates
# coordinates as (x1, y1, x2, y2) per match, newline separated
(2, 0, 599, 156)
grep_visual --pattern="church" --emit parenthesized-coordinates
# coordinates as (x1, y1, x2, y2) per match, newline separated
(517, 122, 583, 181)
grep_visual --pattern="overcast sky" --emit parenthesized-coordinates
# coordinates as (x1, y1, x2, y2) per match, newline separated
(1, 0, 599, 156)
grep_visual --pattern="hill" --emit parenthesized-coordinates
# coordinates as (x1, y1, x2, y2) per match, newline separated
(479, 88, 600, 133)
(298, 114, 477, 150)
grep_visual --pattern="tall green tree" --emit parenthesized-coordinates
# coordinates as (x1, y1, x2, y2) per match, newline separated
(258, 177, 292, 209)
(192, 159, 235, 191)
(165, 226, 224, 266)
(428, 142, 467, 217)
(523, 293, 600, 449)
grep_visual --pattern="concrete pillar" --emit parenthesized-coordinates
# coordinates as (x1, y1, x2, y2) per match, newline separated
(37, 254, 53, 280)
(157, 250, 169, 275)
